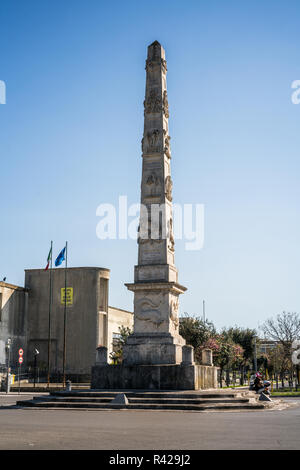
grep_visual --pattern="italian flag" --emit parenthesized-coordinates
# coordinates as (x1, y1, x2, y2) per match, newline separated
(45, 245, 52, 271)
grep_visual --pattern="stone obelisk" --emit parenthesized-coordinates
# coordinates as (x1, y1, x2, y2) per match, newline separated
(91, 41, 218, 390)
(124, 40, 188, 366)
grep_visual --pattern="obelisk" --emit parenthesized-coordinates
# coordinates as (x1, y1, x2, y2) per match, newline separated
(124, 40, 188, 366)
(91, 41, 218, 390)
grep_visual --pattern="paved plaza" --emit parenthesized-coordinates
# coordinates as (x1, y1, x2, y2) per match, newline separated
(0, 395, 299, 450)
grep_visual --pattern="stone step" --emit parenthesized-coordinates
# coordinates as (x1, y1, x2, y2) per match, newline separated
(127, 397, 250, 404)
(16, 389, 265, 411)
(49, 391, 242, 399)
(17, 399, 265, 411)
(39, 396, 251, 405)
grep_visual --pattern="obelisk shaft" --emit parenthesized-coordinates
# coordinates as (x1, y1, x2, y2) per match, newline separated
(124, 41, 187, 366)
(136, 40, 175, 282)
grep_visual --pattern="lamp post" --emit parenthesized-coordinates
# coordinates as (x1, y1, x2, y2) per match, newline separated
(254, 336, 258, 374)
(33, 348, 39, 388)
(5, 338, 11, 394)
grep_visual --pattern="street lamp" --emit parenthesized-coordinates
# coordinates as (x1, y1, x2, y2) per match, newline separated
(5, 338, 11, 394)
(33, 348, 39, 388)
(254, 336, 258, 374)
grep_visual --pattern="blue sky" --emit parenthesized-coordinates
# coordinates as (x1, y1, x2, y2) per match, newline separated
(1, 0, 299, 330)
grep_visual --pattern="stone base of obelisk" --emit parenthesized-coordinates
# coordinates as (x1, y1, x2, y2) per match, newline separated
(91, 364, 218, 390)
(122, 333, 186, 365)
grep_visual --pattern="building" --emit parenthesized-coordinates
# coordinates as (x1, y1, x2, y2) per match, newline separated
(0, 281, 27, 367)
(0, 268, 133, 380)
(258, 340, 277, 355)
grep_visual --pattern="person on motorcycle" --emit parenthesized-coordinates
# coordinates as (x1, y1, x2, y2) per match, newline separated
(253, 373, 264, 393)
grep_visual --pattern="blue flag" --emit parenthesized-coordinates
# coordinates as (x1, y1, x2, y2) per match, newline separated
(55, 247, 66, 267)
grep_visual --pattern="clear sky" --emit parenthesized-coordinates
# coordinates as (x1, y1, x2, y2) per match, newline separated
(1, 0, 299, 331)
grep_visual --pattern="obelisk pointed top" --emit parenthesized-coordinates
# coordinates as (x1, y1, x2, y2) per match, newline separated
(147, 40, 165, 60)
(149, 40, 161, 47)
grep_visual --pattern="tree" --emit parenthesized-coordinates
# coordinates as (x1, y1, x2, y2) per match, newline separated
(203, 335, 244, 387)
(221, 327, 257, 365)
(221, 326, 257, 384)
(179, 314, 216, 363)
(261, 311, 300, 382)
(266, 344, 289, 386)
(109, 326, 132, 364)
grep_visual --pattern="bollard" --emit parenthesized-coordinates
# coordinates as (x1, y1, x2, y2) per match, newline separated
(201, 348, 213, 366)
(66, 380, 72, 392)
(182, 345, 195, 365)
(95, 346, 108, 365)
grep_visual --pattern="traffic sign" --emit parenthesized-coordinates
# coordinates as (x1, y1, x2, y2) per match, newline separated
(18, 348, 24, 356)
(18, 357, 23, 364)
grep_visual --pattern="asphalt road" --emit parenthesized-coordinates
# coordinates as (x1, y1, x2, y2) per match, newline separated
(0, 395, 299, 450)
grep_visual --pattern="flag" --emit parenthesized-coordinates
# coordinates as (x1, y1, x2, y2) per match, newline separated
(55, 246, 66, 267)
(45, 245, 52, 271)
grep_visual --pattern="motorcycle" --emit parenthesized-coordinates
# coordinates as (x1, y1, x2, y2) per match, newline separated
(249, 374, 271, 396)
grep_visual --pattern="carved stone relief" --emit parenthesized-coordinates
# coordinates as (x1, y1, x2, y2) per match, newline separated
(135, 293, 165, 327)
(144, 89, 162, 114)
(137, 214, 164, 245)
(167, 217, 175, 252)
(161, 59, 167, 74)
(170, 297, 179, 330)
(143, 129, 161, 153)
(163, 130, 171, 159)
(165, 175, 173, 202)
(143, 171, 162, 198)
(145, 58, 167, 74)
(163, 90, 169, 118)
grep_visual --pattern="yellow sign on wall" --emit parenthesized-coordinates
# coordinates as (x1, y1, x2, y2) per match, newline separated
(61, 287, 73, 305)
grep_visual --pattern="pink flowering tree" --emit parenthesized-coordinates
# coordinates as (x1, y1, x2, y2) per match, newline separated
(201, 335, 244, 387)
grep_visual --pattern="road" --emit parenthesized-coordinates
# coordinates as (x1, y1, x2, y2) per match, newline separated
(0, 395, 299, 450)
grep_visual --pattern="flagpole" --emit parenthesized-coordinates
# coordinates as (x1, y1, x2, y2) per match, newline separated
(47, 241, 53, 388)
(62, 241, 68, 388)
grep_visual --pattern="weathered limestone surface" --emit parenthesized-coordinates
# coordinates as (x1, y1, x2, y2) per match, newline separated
(91, 364, 218, 390)
(91, 41, 218, 390)
(123, 40, 187, 366)
(201, 348, 213, 366)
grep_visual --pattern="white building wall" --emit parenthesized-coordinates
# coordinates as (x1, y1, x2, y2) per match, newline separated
(107, 306, 133, 360)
